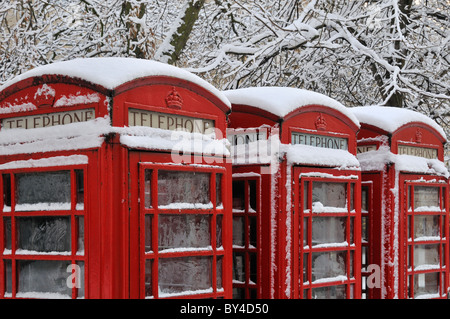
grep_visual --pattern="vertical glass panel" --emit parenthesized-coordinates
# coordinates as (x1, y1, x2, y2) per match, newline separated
(414, 272, 439, 298)
(249, 216, 257, 248)
(233, 288, 245, 299)
(311, 217, 347, 246)
(216, 214, 223, 248)
(216, 256, 223, 290)
(407, 186, 412, 210)
(350, 184, 354, 211)
(362, 246, 368, 268)
(75, 261, 85, 299)
(312, 182, 347, 210)
(17, 260, 72, 298)
(311, 285, 346, 299)
(249, 252, 257, 284)
(414, 244, 440, 269)
(144, 170, 152, 208)
(145, 259, 153, 298)
(361, 186, 368, 212)
(414, 215, 440, 240)
(414, 187, 440, 211)
(77, 216, 84, 254)
(233, 252, 245, 283)
(303, 217, 309, 247)
(362, 216, 368, 242)
(248, 180, 257, 212)
(232, 216, 245, 247)
(2, 174, 11, 212)
(17, 216, 71, 253)
(302, 181, 310, 211)
(5, 259, 12, 296)
(232, 180, 245, 211)
(216, 174, 222, 208)
(75, 170, 84, 210)
(158, 214, 211, 250)
(311, 251, 347, 282)
(157, 171, 210, 208)
(144, 215, 152, 252)
(349, 218, 354, 245)
(158, 256, 212, 296)
(15, 171, 71, 210)
(3, 217, 11, 251)
(303, 252, 309, 283)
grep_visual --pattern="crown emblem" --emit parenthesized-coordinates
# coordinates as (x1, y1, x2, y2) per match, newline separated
(315, 113, 327, 131)
(415, 129, 422, 143)
(165, 86, 183, 109)
(34, 84, 56, 108)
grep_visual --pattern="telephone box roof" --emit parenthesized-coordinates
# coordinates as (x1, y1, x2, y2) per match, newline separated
(351, 106, 447, 141)
(0, 57, 231, 109)
(223, 86, 359, 127)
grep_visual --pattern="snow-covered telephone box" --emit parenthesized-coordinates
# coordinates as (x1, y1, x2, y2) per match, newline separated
(352, 106, 449, 299)
(224, 87, 362, 299)
(0, 57, 232, 299)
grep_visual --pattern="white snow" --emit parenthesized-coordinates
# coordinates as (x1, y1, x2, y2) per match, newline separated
(0, 57, 231, 109)
(286, 144, 360, 169)
(351, 106, 447, 141)
(0, 155, 88, 170)
(224, 86, 359, 126)
(54, 93, 100, 107)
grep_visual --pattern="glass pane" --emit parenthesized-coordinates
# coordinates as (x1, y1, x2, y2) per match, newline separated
(312, 182, 347, 211)
(361, 186, 369, 212)
(145, 259, 153, 298)
(17, 216, 71, 253)
(216, 214, 223, 248)
(216, 174, 222, 208)
(233, 252, 245, 283)
(17, 260, 72, 298)
(414, 272, 439, 298)
(362, 216, 368, 242)
(311, 285, 346, 299)
(144, 170, 152, 208)
(77, 216, 84, 254)
(303, 252, 309, 283)
(15, 171, 71, 211)
(144, 215, 152, 252)
(5, 259, 12, 296)
(75, 170, 84, 210)
(249, 216, 257, 248)
(311, 251, 347, 282)
(303, 181, 310, 211)
(303, 217, 309, 247)
(216, 256, 223, 290)
(158, 171, 210, 208)
(311, 217, 347, 247)
(249, 180, 256, 212)
(158, 256, 212, 296)
(414, 244, 440, 269)
(414, 215, 440, 240)
(414, 187, 440, 211)
(3, 217, 11, 251)
(233, 288, 245, 299)
(76, 261, 85, 299)
(232, 180, 245, 211)
(250, 252, 257, 284)
(158, 214, 211, 250)
(3, 174, 11, 212)
(233, 216, 245, 247)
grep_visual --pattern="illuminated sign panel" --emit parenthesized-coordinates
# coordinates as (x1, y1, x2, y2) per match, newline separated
(291, 131, 348, 150)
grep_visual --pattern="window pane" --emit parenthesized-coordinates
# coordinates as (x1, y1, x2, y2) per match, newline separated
(76, 261, 85, 299)
(303, 181, 310, 211)
(311, 251, 347, 282)
(414, 272, 439, 298)
(145, 259, 153, 298)
(17, 216, 71, 253)
(144, 215, 152, 252)
(249, 180, 256, 212)
(232, 180, 245, 210)
(158, 256, 212, 296)
(232, 216, 245, 247)
(3, 174, 11, 212)
(249, 216, 257, 248)
(75, 170, 84, 210)
(5, 259, 12, 295)
(414, 215, 440, 240)
(17, 260, 72, 298)
(312, 182, 347, 210)
(311, 285, 346, 299)
(216, 174, 222, 208)
(16, 171, 71, 211)
(414, 187, 440, 211)
(77, 216, 84, 254)
(311, 217, 347, 246)
(158, 214, 211, 250)
(361, 186, 369, 212)
(3, 217, 11, 251)
(414, 244, 440, 269)
(144, 170, 152, 208)
(216, 214, 223, 248)
(216, 256, 223, 290)
(158, 171, 210, 208)
(233, 252, 245, 283)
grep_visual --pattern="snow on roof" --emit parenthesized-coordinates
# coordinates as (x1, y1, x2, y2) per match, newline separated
(0, 57, 231, 108)
(351, 106, 447, 141)
(223, 86, 359, 126)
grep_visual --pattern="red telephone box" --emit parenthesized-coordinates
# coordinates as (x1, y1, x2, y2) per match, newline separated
(352, 106, 449, 299)
(224, 87, 362, 299)
(0, 57, 232, 299)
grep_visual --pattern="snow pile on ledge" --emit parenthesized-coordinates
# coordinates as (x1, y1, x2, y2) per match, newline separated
(286, 144, 360, 169)
(0, 57, 231, 109)
(223, 86, 359, 126)
(351, 106, 447, 141)
(358, 146, 449, 177)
